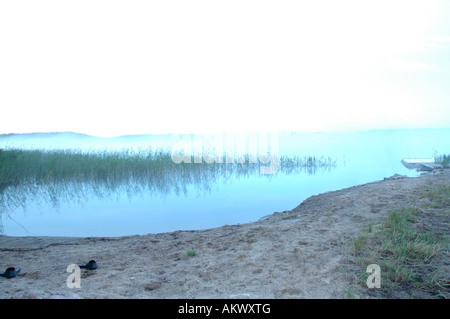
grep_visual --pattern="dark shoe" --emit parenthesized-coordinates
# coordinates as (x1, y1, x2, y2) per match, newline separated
(0, 267, 21, 278)
(79, 260, 97, 270)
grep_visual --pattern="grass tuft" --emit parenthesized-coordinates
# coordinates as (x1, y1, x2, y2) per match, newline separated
(186, 249, 197, 257)
(434, 153, 450, 166)
(352, 186, 449, 298)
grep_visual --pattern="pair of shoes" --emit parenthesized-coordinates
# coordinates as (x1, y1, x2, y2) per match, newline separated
(79, 260, 97, 270)
(1, 260, 97, 279)
(0, 267, 21, 279)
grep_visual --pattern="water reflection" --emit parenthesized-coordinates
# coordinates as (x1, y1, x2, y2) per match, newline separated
(0, 150, 337, 235)
(3, 129, 448, 236)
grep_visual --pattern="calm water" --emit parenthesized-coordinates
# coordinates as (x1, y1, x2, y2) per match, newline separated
(1, 129, 449, 237)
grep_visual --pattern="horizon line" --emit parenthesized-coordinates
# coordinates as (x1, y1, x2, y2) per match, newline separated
(1, 126, 450, 139)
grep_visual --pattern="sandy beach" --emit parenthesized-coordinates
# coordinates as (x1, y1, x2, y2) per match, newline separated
(1, 169, 449, 299)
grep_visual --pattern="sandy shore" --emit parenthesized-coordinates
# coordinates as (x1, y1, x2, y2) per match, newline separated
(1, 169, 449, 299)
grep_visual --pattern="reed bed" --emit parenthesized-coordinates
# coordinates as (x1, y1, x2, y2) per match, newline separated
(0, 148, 337, 218)
(0, 148, 336, 187)
(434, 153, 450, 166)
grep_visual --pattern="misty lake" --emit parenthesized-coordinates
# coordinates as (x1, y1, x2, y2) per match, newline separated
(1, 128, 449, 237)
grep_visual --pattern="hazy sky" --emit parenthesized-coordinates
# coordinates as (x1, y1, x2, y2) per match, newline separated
(1, 0, 449, 137)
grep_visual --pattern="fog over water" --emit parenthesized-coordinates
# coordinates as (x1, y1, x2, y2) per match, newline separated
(1, 128, 449, 237)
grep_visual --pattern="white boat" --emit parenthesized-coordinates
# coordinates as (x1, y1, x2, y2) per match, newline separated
(401, 158, 437, 170)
